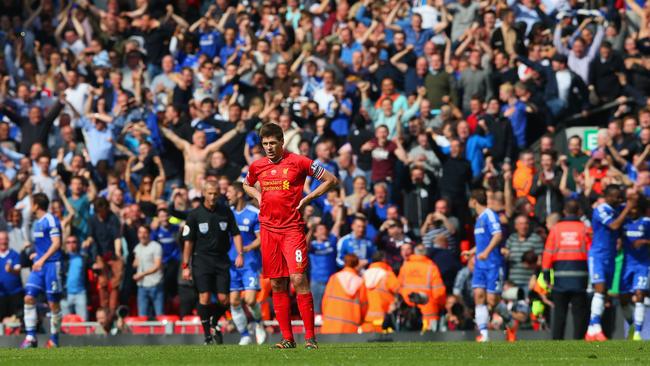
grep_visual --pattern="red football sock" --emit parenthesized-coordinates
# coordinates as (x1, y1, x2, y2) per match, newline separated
(272, 290, 294, 341)
(296, 293, 315, 340)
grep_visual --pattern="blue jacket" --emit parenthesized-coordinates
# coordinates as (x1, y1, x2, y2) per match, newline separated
(336, 233, 376, 268)
(309, 234, 338, 283)
(465, 133, 494, 178)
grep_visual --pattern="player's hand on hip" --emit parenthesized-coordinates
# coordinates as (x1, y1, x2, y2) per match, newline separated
(235, 253, 244, 268)
(182, 268, 192, 281)
(477, 250, 489, 261)
(32, 259, 44, 272)
(297, 197, 310, 211)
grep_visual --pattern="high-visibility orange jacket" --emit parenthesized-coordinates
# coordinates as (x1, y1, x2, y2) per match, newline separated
(513, 160, 536, 205)
(362, 261, 400, 332)
(321, 267, 368, 334)
(542, 218, 591, 292)
(398, 254, 446, 321)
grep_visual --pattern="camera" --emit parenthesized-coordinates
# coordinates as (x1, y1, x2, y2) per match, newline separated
(116, 305, 130, 319)
(408, 292, 429, 305)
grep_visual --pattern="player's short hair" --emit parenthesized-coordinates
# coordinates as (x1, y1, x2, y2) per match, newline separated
(563, 199, 581, 216)
(470, 188, 488, 206)
(259, 122, 284, 141)
(32, 193, 50, 211)
(231, 181, 245, 195)
(344, 253, 359, 268)
(604, 184, 622, 197)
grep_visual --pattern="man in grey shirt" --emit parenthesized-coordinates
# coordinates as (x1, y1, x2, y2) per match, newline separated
(459, 50, 493, 115)
(133, 225, 163, 318)
(504, 215, 544, 293)
(447, 0, 479, 42)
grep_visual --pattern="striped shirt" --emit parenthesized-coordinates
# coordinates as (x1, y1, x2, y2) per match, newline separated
(505, 233, 544, 288)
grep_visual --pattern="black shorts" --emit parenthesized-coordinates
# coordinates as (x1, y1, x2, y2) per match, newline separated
(192, 257, 230, 295)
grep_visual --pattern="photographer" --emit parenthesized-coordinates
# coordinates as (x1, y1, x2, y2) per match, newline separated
(421, 199, 459, 251)
(398, 244, 446, 332)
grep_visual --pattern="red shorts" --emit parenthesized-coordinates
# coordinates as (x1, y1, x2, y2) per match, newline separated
(260, 228, 308, 279)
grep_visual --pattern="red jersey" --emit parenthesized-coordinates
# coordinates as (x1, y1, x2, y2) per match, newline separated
(245, 151, 324, 232)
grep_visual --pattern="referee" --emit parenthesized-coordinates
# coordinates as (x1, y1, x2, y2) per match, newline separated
(182, 180, 244, 345)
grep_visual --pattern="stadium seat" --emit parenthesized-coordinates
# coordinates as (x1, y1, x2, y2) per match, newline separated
(124, 316, 148, 323)
(175, 315, 201, 334)
(124, 316, 153, 335)
(2, 321, 21, 336)
(154, 315, 180, 335)
(61, 314, 96, 335)
(63, 314, 84, 323)
(157, 315, 180, 323)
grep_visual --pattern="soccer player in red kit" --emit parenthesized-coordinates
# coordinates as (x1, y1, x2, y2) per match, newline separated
(243, 123, 338, 349)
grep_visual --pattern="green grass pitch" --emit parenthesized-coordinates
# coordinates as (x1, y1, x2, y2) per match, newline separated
(1, 341, 649, 365)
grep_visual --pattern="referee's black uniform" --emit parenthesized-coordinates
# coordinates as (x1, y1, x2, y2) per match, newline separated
(182, 202, 240, 294)
(182, 201, 239, 343)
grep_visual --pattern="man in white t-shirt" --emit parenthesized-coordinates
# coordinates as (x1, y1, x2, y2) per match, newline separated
(312, 70, 336, 114)
(64, 70, 90, 126)
(133, 225, 164, 318)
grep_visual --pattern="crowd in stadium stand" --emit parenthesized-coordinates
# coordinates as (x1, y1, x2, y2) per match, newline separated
(0, 0, 650, 339)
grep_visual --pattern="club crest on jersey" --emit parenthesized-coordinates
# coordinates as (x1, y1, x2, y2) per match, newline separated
(219, 221, 228, 231)
(199, 223, 209, 234)
(282, 168, 289, 176)
(243, 218, 250, 225)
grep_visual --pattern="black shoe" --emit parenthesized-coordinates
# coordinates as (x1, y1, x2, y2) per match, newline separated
(204, 336, 214, 345)
(270, 339, 297, 349)
(212, 325, 223, 345)
(305, 338, 319, 350)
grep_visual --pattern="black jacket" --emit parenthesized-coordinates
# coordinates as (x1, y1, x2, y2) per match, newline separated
(1, 101, 64, 154)
(589, 53, 625, 102)
(428, 134, 472, 200)
(529, 168, 564, 222)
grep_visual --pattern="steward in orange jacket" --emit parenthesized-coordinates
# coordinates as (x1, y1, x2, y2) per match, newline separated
(512, 153, 536, 205)
(398, 244, 446, 326)
(321, 254, 369, 334)
(542, 209, 591, 292)
(541, 200, 591, 340)
(362, 252, 400, 332)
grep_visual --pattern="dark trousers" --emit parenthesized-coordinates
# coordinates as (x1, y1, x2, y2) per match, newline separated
(0, 292, 24, 319)
(178, 284, 198, 318)
(551, 291, 589, 340)
(163, 259, 179, 299)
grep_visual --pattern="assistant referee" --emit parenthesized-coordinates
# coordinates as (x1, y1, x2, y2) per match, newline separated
(181, 180, 244, 345)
